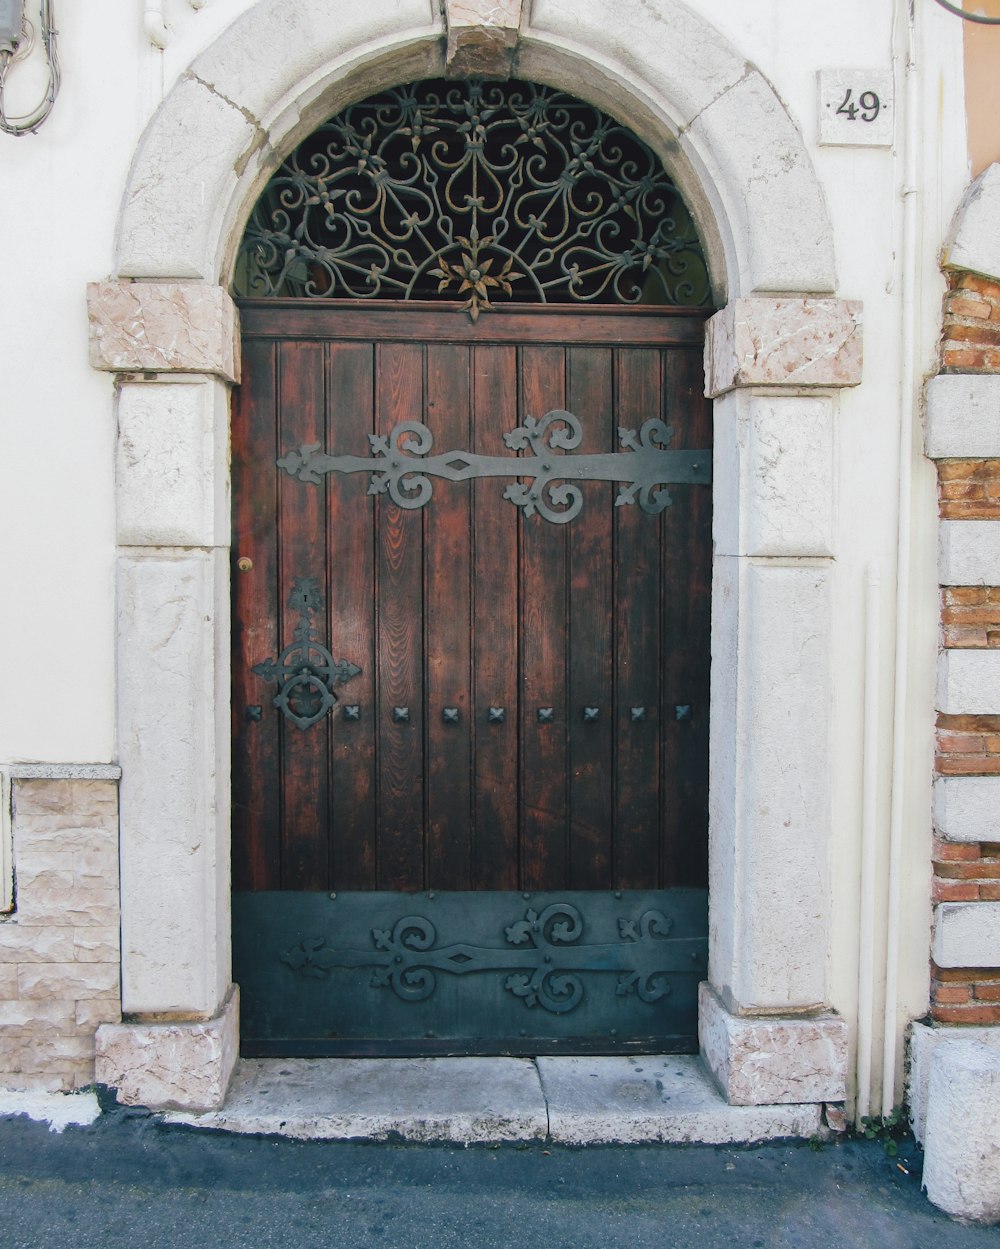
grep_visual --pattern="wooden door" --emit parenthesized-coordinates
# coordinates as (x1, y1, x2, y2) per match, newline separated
(231, 301, 712, 1055)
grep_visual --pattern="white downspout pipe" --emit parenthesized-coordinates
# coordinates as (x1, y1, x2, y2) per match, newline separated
(882, 0, 921, 1120)
(856, 563, 881, 1122)
(143, 1, 169, 49)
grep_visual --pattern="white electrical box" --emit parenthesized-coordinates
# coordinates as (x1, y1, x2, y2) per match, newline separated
(818, 69, 894, 148)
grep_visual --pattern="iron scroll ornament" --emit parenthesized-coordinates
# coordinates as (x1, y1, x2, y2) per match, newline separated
(233, 79, 712, 318)
(277, 410, 711, 526)
(281, 902, 703, 1015)
(252, 577, 361, 730)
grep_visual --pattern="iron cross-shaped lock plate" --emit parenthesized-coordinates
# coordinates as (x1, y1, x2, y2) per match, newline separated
(252, 577, 362, 730)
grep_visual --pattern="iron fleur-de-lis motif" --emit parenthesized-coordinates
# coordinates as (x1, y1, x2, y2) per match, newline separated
(280, 902, 701, 1014)
(251, 577, 362, 730)
(276, 410, 710, 526)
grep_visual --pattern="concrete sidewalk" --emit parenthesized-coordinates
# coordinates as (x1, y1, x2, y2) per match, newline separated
(0, 1098, 996, 1249)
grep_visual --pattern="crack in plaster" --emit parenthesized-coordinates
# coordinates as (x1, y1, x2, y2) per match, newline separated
(186, 72, 272, 178)
(676, 61, 757, 138)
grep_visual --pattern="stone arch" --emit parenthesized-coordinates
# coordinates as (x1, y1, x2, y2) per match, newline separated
(114, 0, 836, 300)
(94, 0, 860, 1112)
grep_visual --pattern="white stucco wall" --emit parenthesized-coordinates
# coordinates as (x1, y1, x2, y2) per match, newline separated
(0, 0, 973, 1109)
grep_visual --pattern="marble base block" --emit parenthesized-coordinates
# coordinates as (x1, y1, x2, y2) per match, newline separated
(95, 986, 238, 1112)
(698, 982, 847, 1106)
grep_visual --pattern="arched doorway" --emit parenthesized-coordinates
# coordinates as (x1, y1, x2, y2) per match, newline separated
(229, 79, 714, 1056)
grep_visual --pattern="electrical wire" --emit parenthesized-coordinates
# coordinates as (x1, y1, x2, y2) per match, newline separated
(0, 0, 60, 135)
(931, 0, 1000, 24)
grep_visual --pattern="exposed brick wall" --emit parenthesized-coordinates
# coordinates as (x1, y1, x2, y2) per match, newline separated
(941, 273, 1000, 372)
(940, 587, 1000, 647)
(932, 838, 1000, 903)
(930, 965, 1000, 1025)
(931, 267, 1000, 1028)
(936, 715, 1000, 774)
(0, 779, 121, 1092)
(938, 460, 1000, 520)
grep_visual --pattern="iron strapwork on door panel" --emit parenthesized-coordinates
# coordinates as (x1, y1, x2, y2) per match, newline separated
(277, 410, 710, 526)
(279, 901, 701, 1015)
(251, 577, 361, 730)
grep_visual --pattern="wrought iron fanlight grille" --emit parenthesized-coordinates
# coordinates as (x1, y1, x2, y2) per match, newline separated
(233, 79, 712, 317)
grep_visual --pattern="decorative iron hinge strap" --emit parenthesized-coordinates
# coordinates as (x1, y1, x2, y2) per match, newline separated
(282, 902, 706, 1014)
(277, 410, 710, 525)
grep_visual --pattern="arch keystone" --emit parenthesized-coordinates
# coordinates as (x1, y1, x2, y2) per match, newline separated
(444, 0, 523, 77)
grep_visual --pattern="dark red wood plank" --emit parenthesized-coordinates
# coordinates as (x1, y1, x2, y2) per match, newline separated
(425, 344, 473, 889)
(375, 342, 426, 890)
(326, 341, 377, 890)
(239, 301, 709, 347)
(519, 345, 569, 891)
(660, 345, 712, 888)
(277, 341, 330, 890)
(231, 339, 281, 891)
(471, 344, 520, 890)
(613, 347, 663, 889)
(566, 346, 615, 889)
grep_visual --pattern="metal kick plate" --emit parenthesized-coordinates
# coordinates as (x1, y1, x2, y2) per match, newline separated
(233, 888, 707, 1057)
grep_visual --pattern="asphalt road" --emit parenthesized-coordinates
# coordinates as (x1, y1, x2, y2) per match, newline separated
(0, 1107, 995, 1249)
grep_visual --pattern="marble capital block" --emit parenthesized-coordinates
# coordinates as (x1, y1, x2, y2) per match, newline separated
(88, 282, 239, 382)
(933, 902, 1000, 969)
(117, 552, 231, 1017)
(937, 649, 1000, 715)
(712, 392, 834, 558)
(933, 775, 1000, 843)
(922, 1038, 1000, 1224)
(446, 0, 521, 75)
(95, 987, 239, 1112)
(116, 379, 230, 548)
(709, 559, 832, 1011)
(698, 983, 847, 1106)
(705, 299, 862, 397)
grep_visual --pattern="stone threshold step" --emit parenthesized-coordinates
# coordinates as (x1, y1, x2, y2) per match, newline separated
(164, 1055, 824, 1145)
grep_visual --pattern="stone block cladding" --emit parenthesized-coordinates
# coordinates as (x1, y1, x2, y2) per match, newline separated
(0, 779, 121, 1092)
(930, 266, 1000, 1029)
